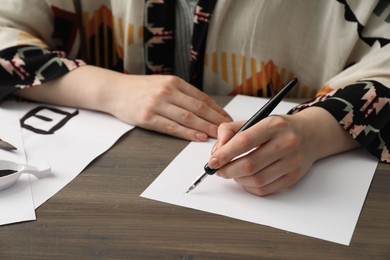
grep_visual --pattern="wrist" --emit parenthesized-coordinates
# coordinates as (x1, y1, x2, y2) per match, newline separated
(291, 106, 359, 161)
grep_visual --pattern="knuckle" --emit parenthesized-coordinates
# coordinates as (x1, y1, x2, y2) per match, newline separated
(156, 83, 175, 97)
(276, 133, 300, 151)
(199, 93, 211, 103)
(287, 134, 300, 148)
(219, 122, 230, 131)
(251, 176, 266, 188)
(235, 133, 253, 151)
(145, 96, 160, 108)
(181, 111, 194, 124)
(139, 110, 154, 123)
(138, 97, 160, 123)
(162, 75, 179, 84)
(138, 100, 158, 123)
(268, 116, 289, 131)
(165, 122, 178, 135)
(241, 159, 256, 174)
(163, 75, 182, 89)
(194, 101, 208, 114)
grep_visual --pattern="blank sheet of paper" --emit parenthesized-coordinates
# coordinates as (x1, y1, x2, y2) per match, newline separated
(141, 95, 378, 245)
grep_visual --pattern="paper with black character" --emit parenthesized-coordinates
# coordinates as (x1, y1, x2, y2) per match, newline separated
(1, 101, 133, 210)
(0, 110, 36, 225)
(141, 95, 378, 245)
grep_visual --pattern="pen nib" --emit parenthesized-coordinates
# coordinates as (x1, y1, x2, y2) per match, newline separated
(185, 185, 195, 194)
(185, 172, 208, 194)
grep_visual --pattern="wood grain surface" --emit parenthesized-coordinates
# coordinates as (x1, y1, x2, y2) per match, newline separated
(1, 96, 389, 259)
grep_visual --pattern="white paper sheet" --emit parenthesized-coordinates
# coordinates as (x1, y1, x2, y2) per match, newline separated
(0, 110, 35, 225)
(1, 101, 133, 210)
(141, 95, 378, 245)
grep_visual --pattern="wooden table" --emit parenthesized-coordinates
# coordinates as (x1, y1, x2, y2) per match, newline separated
(1, 97, 389, 259)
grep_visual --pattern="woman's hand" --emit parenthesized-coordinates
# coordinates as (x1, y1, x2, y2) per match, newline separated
(207, 107, 359, 196)
(15, 65, 232, 141)
(106, 73, 232, 141)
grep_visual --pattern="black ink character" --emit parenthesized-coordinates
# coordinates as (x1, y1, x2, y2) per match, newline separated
(20, 106, 79, 134)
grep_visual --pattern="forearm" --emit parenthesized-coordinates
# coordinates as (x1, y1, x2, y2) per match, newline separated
(14, 65, 123, 115)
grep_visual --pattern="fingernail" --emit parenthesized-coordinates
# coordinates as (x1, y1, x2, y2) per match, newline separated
(195, 132, 208, 141)
(208, 157, 220, 169)
(211, 141, 219, 154)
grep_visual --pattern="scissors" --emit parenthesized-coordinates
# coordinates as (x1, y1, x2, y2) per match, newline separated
(0, 160, 51, 191)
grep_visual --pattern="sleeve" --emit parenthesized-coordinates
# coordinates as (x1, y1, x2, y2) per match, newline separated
(288, 0, 390, 164)
(290, 79, 390, 164)
(289, 38, 390, 163)
(0, 0, 85, 101)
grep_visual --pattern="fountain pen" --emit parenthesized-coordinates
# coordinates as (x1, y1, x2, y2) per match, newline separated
(185, 78, 298, 193)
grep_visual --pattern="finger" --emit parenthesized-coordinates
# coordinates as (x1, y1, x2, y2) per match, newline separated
(168, 91, 232, 127)
(141, 113, 209, 141)
(216, 121, 246, 148)
(233, 158, 291, 187)
(174, 78, 232, 120)
(158, 102, 219, 138)
(208, 122, 272, 169)
(210, 121, 244, 155)
(211, 140, 219, 154)
(209, 116, 297, 171)
(242, 171, 302, 196)
(215, 128, 297, 178)
(216, 142, 280, 179)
